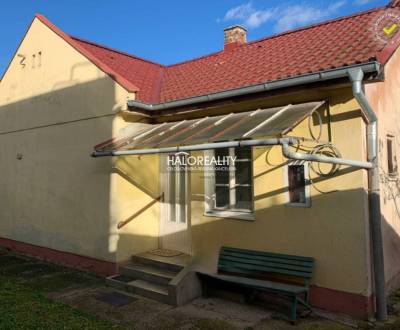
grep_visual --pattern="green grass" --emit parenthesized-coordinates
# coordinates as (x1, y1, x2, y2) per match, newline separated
(0, 275, 123, 330)
(23, 270, 102, 292)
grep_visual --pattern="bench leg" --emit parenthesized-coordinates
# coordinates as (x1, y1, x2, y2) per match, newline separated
(244, 290, 256, 303)
(290, 296, 298, 324)
(305, 291, 309, 304)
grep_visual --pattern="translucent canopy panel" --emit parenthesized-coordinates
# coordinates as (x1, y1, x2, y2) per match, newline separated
(95, 101, 324, 152)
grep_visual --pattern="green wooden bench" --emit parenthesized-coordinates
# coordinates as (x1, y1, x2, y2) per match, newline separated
(198, 246, 315, 323)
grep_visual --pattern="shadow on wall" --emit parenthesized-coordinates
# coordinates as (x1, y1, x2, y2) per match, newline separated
(0, 75, 120, 263)
(114, 155, 400, 294)
(383, 212, 400, 293)
(113, 185, 400, 319)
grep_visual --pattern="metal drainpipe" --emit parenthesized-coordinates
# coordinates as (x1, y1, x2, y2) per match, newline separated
(349, 68, 387, 320)
(280, 143, 373, 169)
(93, 137, 373, 169)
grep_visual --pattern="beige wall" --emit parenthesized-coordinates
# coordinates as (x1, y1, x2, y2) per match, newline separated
(365, 48, 400, 291)
(0, 18, 159, 263)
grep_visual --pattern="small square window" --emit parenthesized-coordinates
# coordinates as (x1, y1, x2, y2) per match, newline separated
(387, 136, 398, 176)
(286, 164, 310, 207)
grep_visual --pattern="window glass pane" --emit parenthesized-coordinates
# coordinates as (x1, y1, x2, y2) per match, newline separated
(387, 137, 397, 175)
(215, 148, 229, 158)
(235, 186, 252, 210)
(215, 148, 230, 184)
(216, 169, 229, 184)
(235, 146, 251, 160)
(288, 165, 306, 203)
(215, 186, 229, 208)
(235, 161, 252, 185)
(168, 170, 176, 222)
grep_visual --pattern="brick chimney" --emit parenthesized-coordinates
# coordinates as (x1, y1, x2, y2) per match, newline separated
(389, 0, 400, 7)
(224, 25, 247, 50)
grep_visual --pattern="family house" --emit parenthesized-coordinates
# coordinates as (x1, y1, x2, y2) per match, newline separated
(1, 1, 400, 320)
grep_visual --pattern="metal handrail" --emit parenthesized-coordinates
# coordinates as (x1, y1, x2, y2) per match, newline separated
(117, 193, 164, 229)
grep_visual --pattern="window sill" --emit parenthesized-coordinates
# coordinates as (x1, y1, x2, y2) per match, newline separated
(204, 210, 255, 221)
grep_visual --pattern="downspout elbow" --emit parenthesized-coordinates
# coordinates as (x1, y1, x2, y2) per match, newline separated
(348, 68, 378, 162)
(348, 68, 378, 123)
(281, 143, 373, 169)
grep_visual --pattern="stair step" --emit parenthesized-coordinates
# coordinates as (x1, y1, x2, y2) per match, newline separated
(121, 263, 177, 285)
(126, 279, 170, 304)
(106, 274, 135, 290)
(132, 252, 189, 273)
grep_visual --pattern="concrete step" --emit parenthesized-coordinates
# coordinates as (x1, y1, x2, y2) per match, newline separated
(126, 279, 170, 304)
(120, 263, 177, 285)
(105, 274, 135, 290)
(131, 252, 190, 273)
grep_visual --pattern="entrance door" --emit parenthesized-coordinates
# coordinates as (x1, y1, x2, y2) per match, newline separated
(160, 154, 191, 254)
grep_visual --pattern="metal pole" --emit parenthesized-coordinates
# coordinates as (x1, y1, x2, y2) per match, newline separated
(93, 137, 374, 169)
(281, 143, 373, 169)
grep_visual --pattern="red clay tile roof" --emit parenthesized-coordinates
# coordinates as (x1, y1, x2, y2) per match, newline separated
(71, 36, 164, 104)
(35, 3, 400, 105)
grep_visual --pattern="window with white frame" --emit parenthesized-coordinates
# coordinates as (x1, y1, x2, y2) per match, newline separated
(204, 146, 254, 220)
(387, 135, 398, 176)
(285, 163, 311, 207)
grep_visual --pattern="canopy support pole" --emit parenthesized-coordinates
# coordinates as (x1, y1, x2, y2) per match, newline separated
(92, 137, 373, 170)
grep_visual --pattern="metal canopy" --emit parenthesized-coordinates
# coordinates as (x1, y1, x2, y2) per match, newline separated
(94, 101, 324, 155)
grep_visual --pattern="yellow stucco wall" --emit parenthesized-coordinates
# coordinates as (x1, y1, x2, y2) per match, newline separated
(187, 88, 372, 296)
(365, 48, 400, 291)
(110, 117, 161, 262)
(0, 18, 159, 263)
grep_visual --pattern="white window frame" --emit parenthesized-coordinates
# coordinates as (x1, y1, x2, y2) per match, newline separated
(284, 162, 311, 208)
(204, 148, 255, 221)
(387, 135, 398, 177)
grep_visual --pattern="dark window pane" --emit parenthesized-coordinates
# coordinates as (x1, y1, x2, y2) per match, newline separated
(215, 148, 230, 184)
(235, 161, 252, 184)
(235, 186, 252, 210)
(215, 148, 229, 158)
(288, 165, 306, 203)
(215, 186, 229, 208)
(235, 146, 251, 160)
(215, 167, 229, 184)
(387, 138, 397, 175)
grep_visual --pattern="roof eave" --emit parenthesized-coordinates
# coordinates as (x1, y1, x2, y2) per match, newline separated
(127, 61, 382, 113)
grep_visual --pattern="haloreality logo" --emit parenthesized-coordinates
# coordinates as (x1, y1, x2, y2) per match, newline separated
(167, 151, 236, 172)
(374, 13, 400, 44)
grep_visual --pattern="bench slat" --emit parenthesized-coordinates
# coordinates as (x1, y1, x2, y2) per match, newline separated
(218, 247, 314, 280)
(218, 261, 312, 278)
(219, 253, 313, 271)
(200, 273, 308, 294)
(218, 256, 313, 276)
(221, 247, 314, 263)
